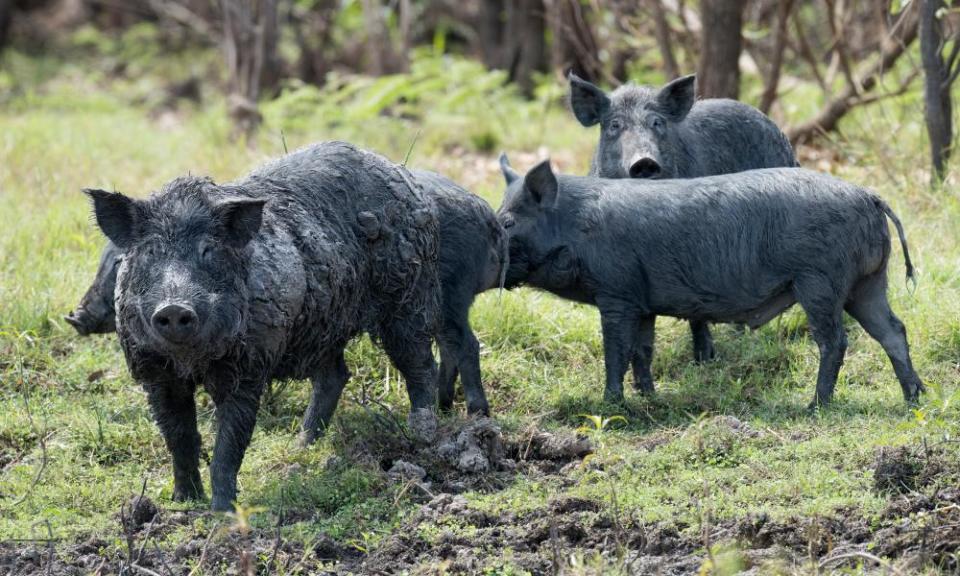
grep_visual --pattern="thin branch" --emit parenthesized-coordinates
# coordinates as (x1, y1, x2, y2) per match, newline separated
(759, 0, 795, 114)
(786, 2, 920, 144)
(792, 14, 829, 94)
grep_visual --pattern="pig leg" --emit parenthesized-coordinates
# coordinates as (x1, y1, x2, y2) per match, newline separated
(208, 384, 264, 511)
(380, 320, 439, 442)
(437, 342, 460, 413)
(844, 272, 924, 404)
(690, 320, 715, 362)
(793, 276, 848, 408)
(599, 298, 641, 403)
(631, 315, 656, 394)
(144, 379, 204, 502)
(437, 294, 489, 416)
(299, 351, 351, 446)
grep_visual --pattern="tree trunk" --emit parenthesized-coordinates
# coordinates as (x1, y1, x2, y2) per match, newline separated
(222, 0, 278, 141)
(478, 0, 505, 68)
(503, 0, 547, 96)
(697, 0, 745, 99)
(920, 0, 953, 184)
(547, 0, 600, 80)
(0, 0, 12, 55)
(361, 0, 388, 75)
(649, 0, 679, 79)
(758, 0, 794, 114)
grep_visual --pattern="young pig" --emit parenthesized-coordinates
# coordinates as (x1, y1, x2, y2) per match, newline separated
(568, 73, 799, 366)
(497, 158, 923, 409)
(84, 141, 441, 510)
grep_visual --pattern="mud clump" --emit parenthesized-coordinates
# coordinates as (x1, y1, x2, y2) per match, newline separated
(121, 494, 159, 531)
(436, 418, 510, 473)
(387, 459, 427, 481)
(872, 445, 945, 494)
(407, 408, 438, 443)
(523, 430, 594, 461)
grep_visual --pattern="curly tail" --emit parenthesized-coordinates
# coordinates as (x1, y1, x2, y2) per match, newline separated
(878, 199, 915, 284)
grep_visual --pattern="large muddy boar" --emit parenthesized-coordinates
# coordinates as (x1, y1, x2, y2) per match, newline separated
(83, 142, 441, 511)
(497, 159, 923, 409)
(70, 170, 505, 418)
(568, 73, 799, 366)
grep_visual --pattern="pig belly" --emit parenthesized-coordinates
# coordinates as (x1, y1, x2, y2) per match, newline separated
(721, 290, 797, 329)
(654, 287, 796, 329)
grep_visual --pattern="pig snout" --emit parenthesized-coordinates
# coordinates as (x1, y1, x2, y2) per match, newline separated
(628, 155, 662, 179)
(151, 303, 200, 344)
(65, 303, 116, 336)
(64, 309, 93, 336)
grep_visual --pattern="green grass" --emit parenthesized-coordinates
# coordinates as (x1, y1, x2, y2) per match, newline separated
(1, 42, 959, 574)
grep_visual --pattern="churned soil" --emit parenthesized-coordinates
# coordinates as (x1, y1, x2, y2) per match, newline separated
(3, 420, 958, 575)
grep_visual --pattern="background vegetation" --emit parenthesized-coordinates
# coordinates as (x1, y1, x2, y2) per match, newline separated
(1, 0, 959, 574)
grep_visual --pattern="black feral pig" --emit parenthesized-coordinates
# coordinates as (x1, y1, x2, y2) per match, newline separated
(568, 73, 797, 180)
(64, 241, 122, 335)
(84, 141, 441, 511)
(69, 171, 505, 418)
(412, 170, 506, 416)
(497, 159, 924, 409)
(569, 73, 799, 364)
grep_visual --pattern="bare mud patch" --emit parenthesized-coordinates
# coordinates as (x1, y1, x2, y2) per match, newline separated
(4, 420, 959, 575)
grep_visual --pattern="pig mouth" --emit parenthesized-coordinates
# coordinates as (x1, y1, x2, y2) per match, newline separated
(64, 308, 115, 336)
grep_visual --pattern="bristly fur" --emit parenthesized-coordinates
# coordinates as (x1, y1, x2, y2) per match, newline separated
(71, 166, 506, 419)
(498, 164, 925, 410)
(568, 74, 799, 366)
(89, 141, 442, 510)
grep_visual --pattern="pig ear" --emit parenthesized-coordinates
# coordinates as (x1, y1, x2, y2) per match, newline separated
(499, 152, 519, 185)
(523, 160, 559, 207)
(217, 197, 267, 248)
(568, 72, 610, 127)
(84, 189, 139, 249)
(657, 74, 696, 122)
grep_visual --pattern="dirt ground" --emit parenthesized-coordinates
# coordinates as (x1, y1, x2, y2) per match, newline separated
(2, 419, 958, 576)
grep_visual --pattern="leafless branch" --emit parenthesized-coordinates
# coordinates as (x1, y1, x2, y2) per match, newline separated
(786, 2, 920, 144)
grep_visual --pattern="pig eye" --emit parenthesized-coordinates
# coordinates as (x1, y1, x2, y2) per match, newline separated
(606, 118, 623, 133)
(651, 117, 664, 131)
(501, 215, 516, 229)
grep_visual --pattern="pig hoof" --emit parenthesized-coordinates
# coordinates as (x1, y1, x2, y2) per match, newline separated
(172, 483, 204, 503)
(466, 401, 490, 417)
(297, 429, 322, 448)
(806, 397, 830, 412)
(904, 386, 924, 406)
(602, 391, 626, 406)
(210, 497, 235, 512)
(633, 378, 656, 395)
(694, 344, 715, 363)
(408, 408, 438, 443)
(438, 396, 454, 413)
